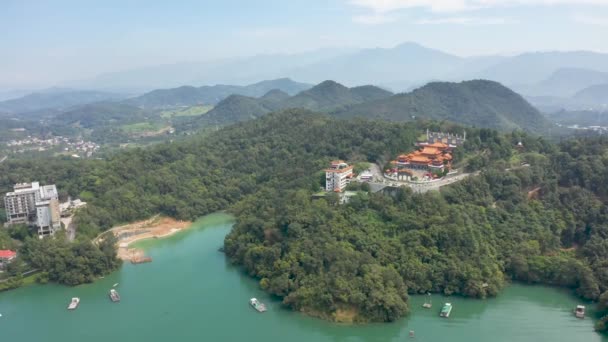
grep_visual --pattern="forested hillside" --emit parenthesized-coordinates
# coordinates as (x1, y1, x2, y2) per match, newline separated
(333, 80, 551, 134)
(2, 109, 608, 326)
(225, 133, 608, 323)
(178, 81, 392, 129)
(0, 109, 418, 236)
(180, 80, 551, 135)
(125, 78, 311, 108)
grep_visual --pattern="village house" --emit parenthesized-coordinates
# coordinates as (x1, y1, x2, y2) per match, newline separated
(0, 250, 17, 269)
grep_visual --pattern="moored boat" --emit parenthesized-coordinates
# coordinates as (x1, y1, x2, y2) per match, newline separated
(422, 293, 432, 308)
(250, 298, 267, 312)
(67, 297, 80, 310)
(440, 303, 452, 318)
(575, 305, 585, 319)
(109, 289, 121, 302)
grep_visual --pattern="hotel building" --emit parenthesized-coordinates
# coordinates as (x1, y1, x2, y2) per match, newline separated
(4, 182, 61, 238)
(325, 160, 354, 192)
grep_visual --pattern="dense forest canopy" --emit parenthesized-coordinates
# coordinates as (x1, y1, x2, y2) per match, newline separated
(333, 80, 551, 134)
(1, 109, 608, 326)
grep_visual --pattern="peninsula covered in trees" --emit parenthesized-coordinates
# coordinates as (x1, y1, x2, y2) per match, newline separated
(1, 109, 608, 326)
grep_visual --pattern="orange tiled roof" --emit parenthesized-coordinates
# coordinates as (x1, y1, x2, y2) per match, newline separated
(410, 156, 431, 163)
(420, 147, 442, 155)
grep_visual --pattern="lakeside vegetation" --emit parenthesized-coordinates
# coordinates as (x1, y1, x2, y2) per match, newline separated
(1, 109, 608, 326)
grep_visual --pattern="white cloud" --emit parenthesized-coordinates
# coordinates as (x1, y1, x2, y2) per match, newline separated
(416, 16, 509, 25)
(349, 0, 608, 13)
(573, 13, 608, 26)
(352, 13, 397, 24)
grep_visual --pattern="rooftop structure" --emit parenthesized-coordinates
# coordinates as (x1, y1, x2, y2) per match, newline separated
(325, 160, 354, 192)
(4, 182, 61, 238)
(0, 250, 16, 260)
(420, 130, 466, 148)
(0, 249, 16, 268)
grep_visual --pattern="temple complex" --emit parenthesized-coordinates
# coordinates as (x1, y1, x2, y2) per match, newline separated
(387, 131, 463, 180)
(393, 142, 453, 172)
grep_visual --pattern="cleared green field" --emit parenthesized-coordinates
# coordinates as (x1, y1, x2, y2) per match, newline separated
(161, 105, 213, 118)
(121, 122, 164, 133)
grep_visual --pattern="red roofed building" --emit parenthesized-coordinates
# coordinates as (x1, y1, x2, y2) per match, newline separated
(0, 250, 16, 267)
(393, 143, 454, 173)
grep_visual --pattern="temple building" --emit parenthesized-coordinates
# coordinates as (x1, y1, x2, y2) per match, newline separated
(391, 142, 454, 174)
(325, 160, 354, 192)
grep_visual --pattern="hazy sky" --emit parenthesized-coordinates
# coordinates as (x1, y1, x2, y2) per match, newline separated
(3, 0, 608, 88)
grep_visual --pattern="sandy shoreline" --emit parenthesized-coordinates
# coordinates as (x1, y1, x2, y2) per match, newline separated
(108, 216, 191, 260)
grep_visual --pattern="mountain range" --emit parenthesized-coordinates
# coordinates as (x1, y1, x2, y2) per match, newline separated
(56, 42, 608, 99)
(183, 79, 550, 134)
(0, 78, 312, 116)
(184, 81, 393, 128)
(516, 68, 608, 97)
(0, 89, 125, 114)
(527, 81, 608, 112)
(124, 78, 311, 108)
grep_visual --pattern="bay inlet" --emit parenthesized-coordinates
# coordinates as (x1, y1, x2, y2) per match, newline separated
(0, 213, 604, 342)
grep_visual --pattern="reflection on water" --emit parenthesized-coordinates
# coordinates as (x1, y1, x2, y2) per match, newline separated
(0, 213, 604, 342)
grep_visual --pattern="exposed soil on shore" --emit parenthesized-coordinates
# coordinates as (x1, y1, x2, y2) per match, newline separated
(111, 216, 191, 261)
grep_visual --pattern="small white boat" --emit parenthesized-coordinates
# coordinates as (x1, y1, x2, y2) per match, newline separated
(575, 305, 586, 319)
(422, 293, 432, 308)
(67, 297, 80, 310)
(109, 289, 121, 302)
(113, 283, 119, 287)
(250, 298, 267, 312)
(440, 303, 452, 318)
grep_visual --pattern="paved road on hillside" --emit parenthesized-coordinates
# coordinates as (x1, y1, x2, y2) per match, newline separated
(366, 163, 477, 193)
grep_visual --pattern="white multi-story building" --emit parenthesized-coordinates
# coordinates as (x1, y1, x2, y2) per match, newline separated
(4, 182, 61, 238)
(325, 160, 354, 192)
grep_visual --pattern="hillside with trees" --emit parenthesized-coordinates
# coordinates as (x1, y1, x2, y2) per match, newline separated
(333, 80, 551, 134)
(179, 81, 393, 129)
(1, 110, 608, 325)
(125, 78, 311, 108)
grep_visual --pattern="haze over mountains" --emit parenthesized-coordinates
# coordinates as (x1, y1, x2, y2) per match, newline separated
(124, 78, 311, 109)
(52, 42, 608, 99)
(0, 78, 311, 116)
(0, 89, 125, 114)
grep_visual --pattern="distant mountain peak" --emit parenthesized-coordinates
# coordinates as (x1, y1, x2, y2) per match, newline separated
(261, 89, 290, 101)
